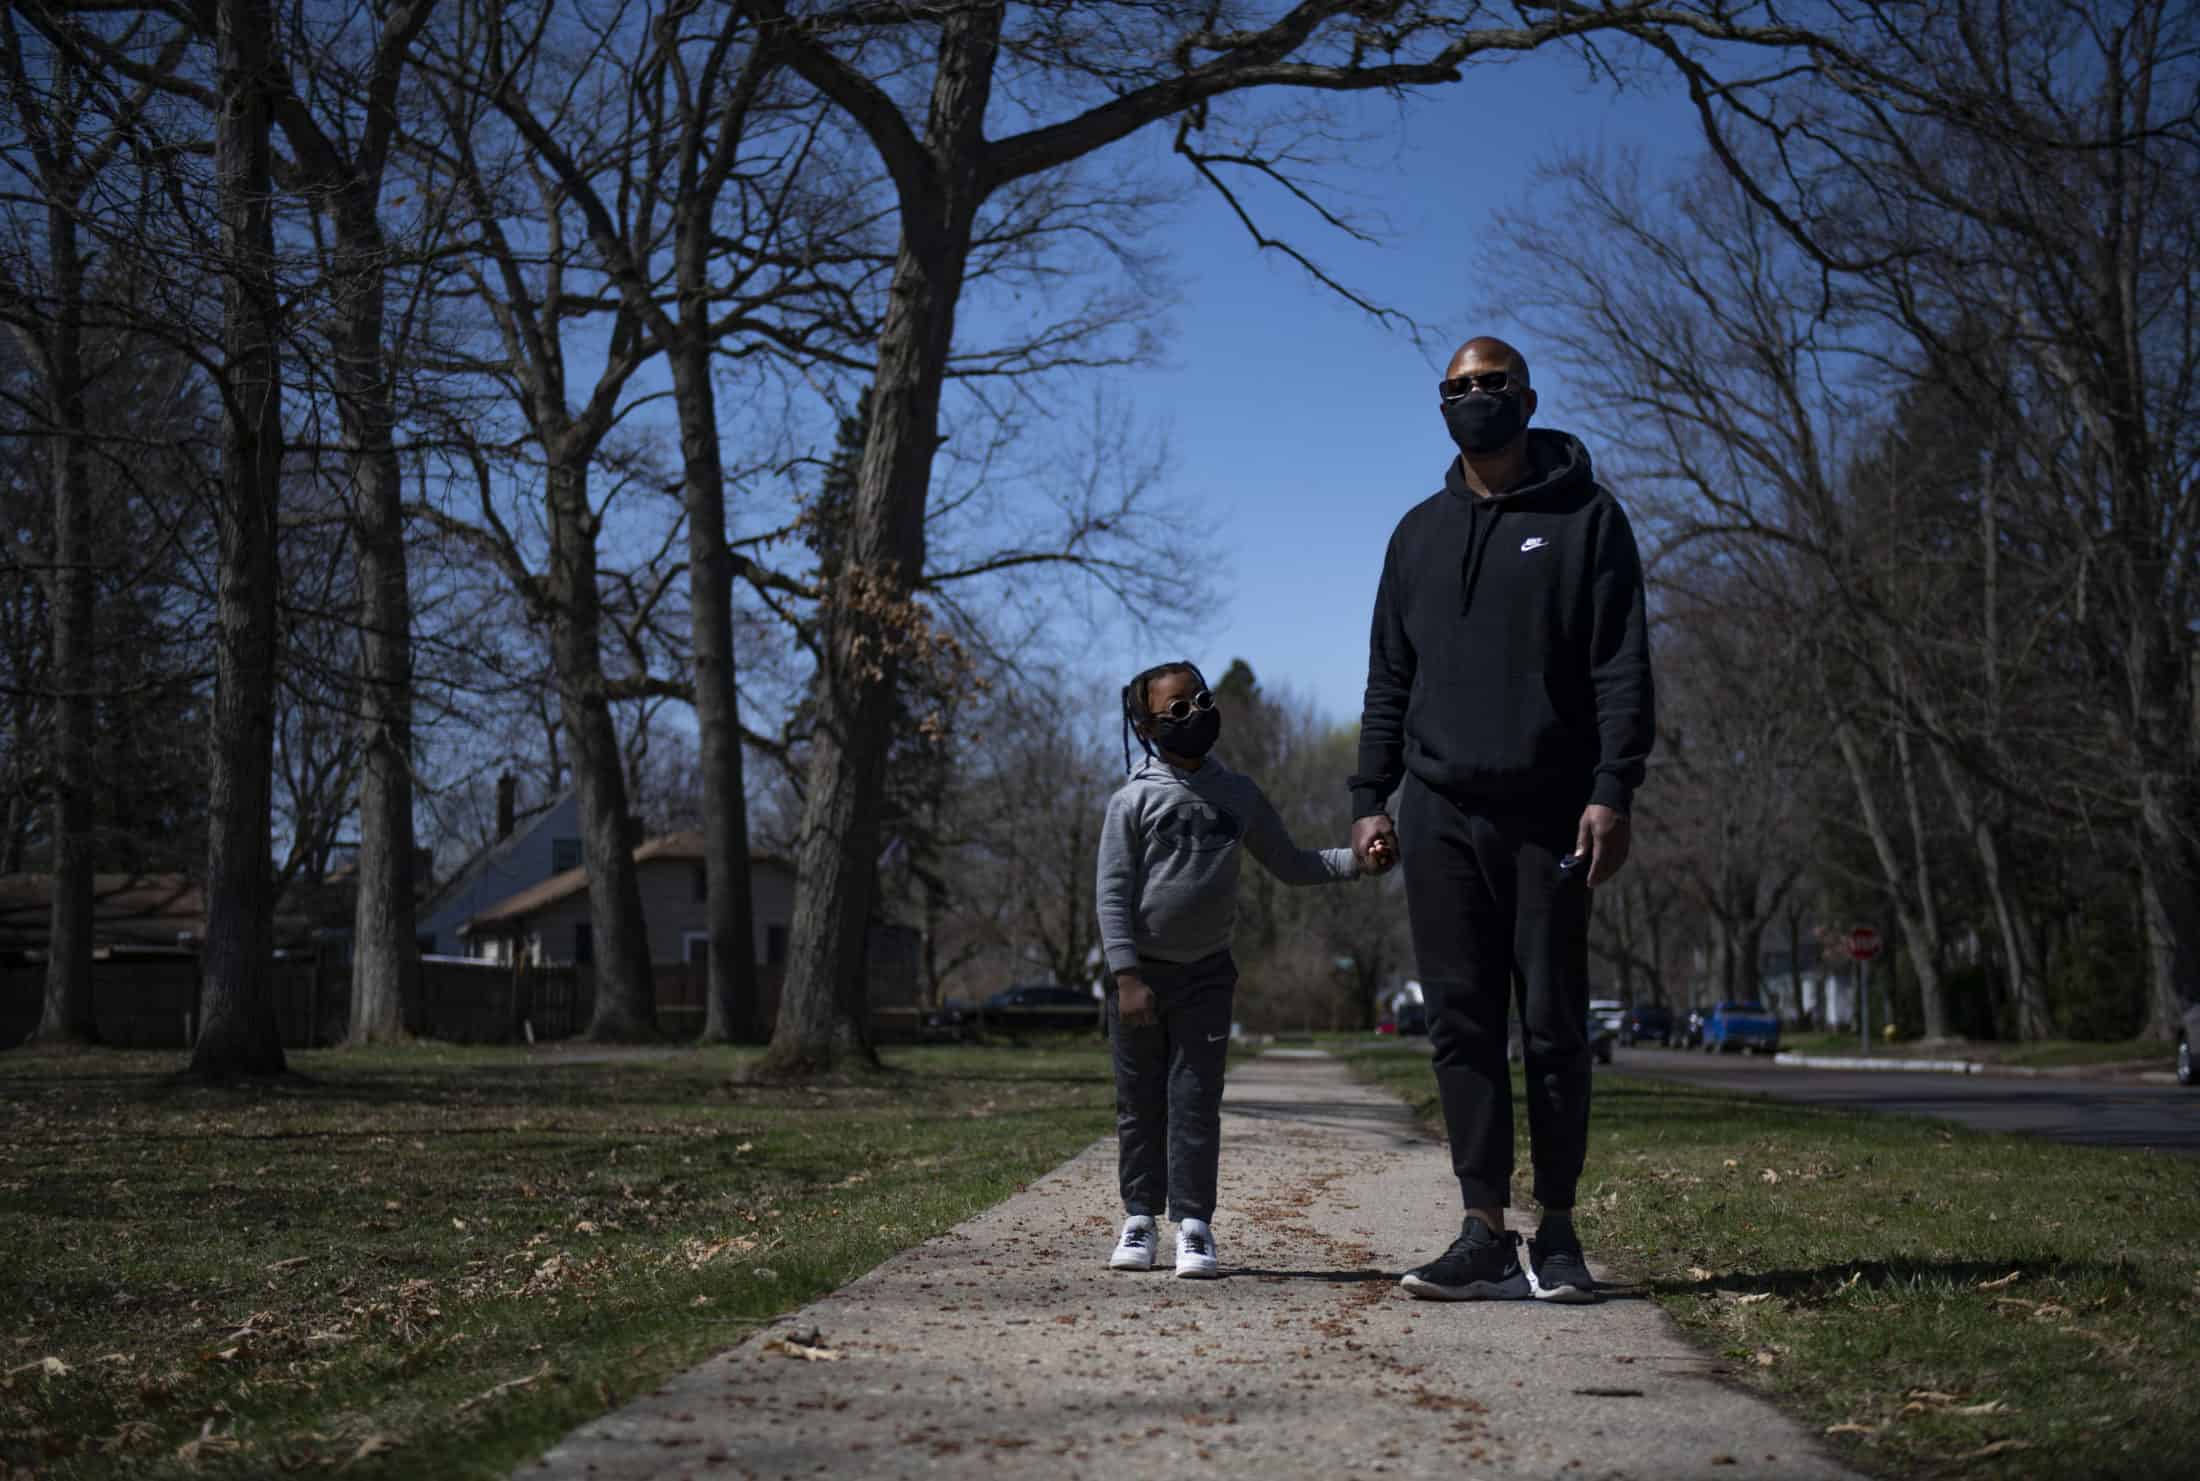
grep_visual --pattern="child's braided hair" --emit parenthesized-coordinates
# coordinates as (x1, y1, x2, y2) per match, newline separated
(1120, 659, 1208, 773)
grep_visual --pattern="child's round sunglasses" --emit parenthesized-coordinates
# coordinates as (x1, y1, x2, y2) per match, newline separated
(1151, 690, 1217, 722)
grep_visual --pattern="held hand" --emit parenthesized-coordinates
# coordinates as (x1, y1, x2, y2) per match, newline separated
(1573, 804, 1631, 887)
(1351, 814, 1400, 875)
(1116, 975, 1158, 1028)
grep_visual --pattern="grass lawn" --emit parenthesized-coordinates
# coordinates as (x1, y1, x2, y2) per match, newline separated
(1780, 1033, 2173, 1071)
(1335, 1043, 2200, 1481)
(0, 1039, 1116, 1478)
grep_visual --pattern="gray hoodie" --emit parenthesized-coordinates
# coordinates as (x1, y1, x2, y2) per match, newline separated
(1095, 753, 1359, 973)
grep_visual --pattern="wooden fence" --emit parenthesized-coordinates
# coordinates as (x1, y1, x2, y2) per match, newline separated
(0, 957, 790, 1050)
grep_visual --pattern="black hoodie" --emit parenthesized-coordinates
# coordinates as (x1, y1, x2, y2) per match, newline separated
(1349, 428, 1654, 820)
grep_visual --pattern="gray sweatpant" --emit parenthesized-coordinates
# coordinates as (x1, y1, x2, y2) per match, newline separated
(1107, 949, 1237, 1223)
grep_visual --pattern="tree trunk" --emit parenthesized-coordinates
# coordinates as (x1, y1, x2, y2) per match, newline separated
(1921, 727, 2050, 1038)
(191, 0, 285, 1080)
(765, 5, 1000, 1076)
(336, 190, 418, 1046)
(34, 192, 96, 1046)
(2137, 779, 2200, 1039)
(1830, 711, 1949, 1037)
(1891, 722, 1951, 1038)
(544, 458, 656, 1040)
(671, 332, 759, 1044)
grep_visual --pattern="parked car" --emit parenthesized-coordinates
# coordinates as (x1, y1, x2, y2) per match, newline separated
(1701, 1000, 1781, 1054)
(984, 984, 1095, 1010)
(1620, 1002, 1671, 1047)
(1588, 1004, 1615, 1066)
(1589, 998, 1625, 1043)
(923, 996, 977, 1041)
(2179, 1001, 2198, 1087)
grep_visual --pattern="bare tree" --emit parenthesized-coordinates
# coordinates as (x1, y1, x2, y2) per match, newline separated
(405, 1, 673, 1039)
(1644, 0, 2200, 1037)
(0, 12, 178, 1043)
(263, 0, 442, 1044)
(466, 0, 896, 1044)
(190, 0, 286, 1078)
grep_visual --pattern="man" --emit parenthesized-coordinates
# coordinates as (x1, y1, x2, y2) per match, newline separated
(1350, 336, 1653, 1303)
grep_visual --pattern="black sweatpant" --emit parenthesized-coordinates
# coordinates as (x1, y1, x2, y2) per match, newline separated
(1397, 775, 1593, 1213)
(1107, 949, 1237, 1223)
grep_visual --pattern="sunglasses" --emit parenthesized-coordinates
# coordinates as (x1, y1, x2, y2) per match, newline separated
(1150, 689, 1217, 722)
(1438, 370, 1519, 400)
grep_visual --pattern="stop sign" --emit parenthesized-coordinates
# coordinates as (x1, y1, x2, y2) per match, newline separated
(1847, 926, 1882, 961)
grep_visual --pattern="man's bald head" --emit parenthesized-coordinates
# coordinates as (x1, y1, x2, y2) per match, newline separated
(1445, 336, 1530, 387)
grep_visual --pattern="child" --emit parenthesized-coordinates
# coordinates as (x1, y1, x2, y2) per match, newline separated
(1094, 660, 1363, 1278)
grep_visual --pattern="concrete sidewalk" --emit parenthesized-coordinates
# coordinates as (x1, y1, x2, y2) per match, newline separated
(522, 1051, 1856, 1480)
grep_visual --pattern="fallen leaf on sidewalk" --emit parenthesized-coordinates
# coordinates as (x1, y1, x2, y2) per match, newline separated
(760, 1337, 843, 1362)
(1733, 1292, 1774, 1306)
(1976, 1271, 2022, 1291)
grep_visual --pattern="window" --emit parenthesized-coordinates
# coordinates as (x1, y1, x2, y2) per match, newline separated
(573, 921, 594, 965)
(551, 837, 582, 872)
(766, 924, 788, 965)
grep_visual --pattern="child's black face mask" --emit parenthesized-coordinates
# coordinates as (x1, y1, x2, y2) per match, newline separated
(1149, 704, 1221, 760)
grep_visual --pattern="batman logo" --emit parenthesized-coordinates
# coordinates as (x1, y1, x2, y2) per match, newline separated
(1152, 801, 1242, 854)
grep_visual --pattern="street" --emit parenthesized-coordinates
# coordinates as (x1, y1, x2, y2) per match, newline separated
(1611, 1045, 2200, 1154)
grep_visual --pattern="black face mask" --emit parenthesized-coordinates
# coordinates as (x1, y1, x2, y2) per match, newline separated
(1149, 705, 1221, 761)
(1442, 390, 1526, 455)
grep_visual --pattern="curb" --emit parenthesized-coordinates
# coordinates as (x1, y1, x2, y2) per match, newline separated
(1774, 1052, 1981, 1074)
(1773, 1052, 2184, 1084)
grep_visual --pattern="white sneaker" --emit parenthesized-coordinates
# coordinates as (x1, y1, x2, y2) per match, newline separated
(1109, 1216, 1157, 1271)
(1174, 1219, 1219, 1279)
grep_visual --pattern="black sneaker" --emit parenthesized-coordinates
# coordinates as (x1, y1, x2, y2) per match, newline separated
(1400, 1218, 1529, 1301)
(1527, 1222, 1598, 1303)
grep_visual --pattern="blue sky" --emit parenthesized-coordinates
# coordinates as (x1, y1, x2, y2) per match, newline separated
(1056, 47, 1703, 727)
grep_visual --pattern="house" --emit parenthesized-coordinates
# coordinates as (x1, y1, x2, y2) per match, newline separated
(414, 784, 584, 958)
(0, 872, 312, 961)
(458, 831, 796, 969)
(1758, 936, 1856, 1029)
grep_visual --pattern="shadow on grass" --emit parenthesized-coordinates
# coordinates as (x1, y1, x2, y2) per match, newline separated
(1, 1056, 1112, 1120)
(1649, 1255, 2129, 1302)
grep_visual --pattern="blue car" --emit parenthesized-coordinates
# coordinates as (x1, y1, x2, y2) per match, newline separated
(1701, 1001, 1780, 1055)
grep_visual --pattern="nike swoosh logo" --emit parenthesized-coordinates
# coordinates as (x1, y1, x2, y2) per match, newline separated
(1520, 537, 1548, 552)
(1207, 1033, 1229, 1043)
